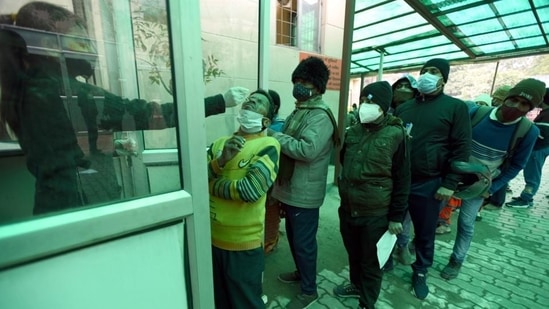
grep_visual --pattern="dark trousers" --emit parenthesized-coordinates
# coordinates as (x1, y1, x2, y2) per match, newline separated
(409, 177, 444, 274)
(487, 184, 507, 206)
(283, 203, 319, 295)
(339, 207, 387, 309)
(212, 246, 265, 309)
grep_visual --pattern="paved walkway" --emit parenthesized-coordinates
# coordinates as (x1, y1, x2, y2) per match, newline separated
(263, 163, 549, 309)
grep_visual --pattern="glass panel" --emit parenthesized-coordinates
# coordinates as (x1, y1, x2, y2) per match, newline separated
(0, 0, 186, 225)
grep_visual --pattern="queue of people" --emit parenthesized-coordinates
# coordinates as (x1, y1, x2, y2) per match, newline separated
(2, 4, 547, 308)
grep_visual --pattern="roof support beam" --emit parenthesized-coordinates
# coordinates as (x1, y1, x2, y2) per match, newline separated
(403, 0, 476, 59)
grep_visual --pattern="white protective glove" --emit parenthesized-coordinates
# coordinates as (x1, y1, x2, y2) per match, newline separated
(223, 87, 250, 108)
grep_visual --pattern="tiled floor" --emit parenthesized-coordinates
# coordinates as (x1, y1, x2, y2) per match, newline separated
(264, 163, 549, 309)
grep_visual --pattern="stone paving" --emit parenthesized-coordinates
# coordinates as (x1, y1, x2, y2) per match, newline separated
(263, 163, 549, 309)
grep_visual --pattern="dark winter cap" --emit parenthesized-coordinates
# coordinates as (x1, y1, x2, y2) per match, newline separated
(421, 58, 450, 82)
(291, 56, 330, 94)
(360, 81, 393, 114)
(505, 78, 546, 110)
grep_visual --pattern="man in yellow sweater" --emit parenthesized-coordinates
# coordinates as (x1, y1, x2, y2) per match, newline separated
(207, 89, 280, 309)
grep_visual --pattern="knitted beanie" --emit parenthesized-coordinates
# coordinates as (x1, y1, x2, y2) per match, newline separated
(505, 78, 546, 110)
(421, 58, 450, 82)
(360, 81, 393, 113)
(492, 85, 512, 100)
(291, 57, 330, 94)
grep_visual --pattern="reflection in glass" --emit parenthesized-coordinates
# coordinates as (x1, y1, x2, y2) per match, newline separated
(0, 0, 186, 224)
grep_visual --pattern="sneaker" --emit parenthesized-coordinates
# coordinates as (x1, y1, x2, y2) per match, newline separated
(286, 293, 318, 309)
(483, 203, 502, 211)
(440, 259, 462, 280)
(435, 224, 451, 235)
(411, 272, 429, 300)
(475, 212, 482, 222)
(395, 246, 414, 265)
(333, 283, 360, 298)
(505, 198, 533, 208)
(278, 271, 301, 283)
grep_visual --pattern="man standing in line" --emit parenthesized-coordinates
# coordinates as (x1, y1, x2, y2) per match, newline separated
(333, 81, 410, 309)
(440, 79, 544, 280)
(269, 56, 339, 309)
(394, 58, 472, 300)
(506, 88, 549, 208)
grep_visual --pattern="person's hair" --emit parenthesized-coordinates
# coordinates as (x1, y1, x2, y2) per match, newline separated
(251, 89, 276, 121)
(15, 1, 86, 34)
(268, 89, 280, 115)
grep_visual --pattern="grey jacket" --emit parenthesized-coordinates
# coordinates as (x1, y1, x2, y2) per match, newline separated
(271, 97, 337, 208)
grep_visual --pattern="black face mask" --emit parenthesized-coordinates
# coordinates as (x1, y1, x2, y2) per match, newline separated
(293, 83, 314, 102)
(393, 89, 414, 105)
(499, 105, 527, 122)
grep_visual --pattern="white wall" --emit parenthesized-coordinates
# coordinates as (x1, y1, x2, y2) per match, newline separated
(0, 223, 187, 309)
(200, 0, 346, 144)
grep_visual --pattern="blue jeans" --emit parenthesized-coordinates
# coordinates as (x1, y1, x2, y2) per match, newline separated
(451, 197, 483, 263)
(409, 177, 444, 274)
(520, 147, 549, 202)
(283, 203, 319, 295)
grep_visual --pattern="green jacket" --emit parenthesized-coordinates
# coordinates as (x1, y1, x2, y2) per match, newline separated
(338, 115, 410, 222)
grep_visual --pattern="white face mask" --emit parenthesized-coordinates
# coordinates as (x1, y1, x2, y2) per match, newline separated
(417, 73, 441, 94)
(236, 109, 264, 133)
(358, 103, 383, 123)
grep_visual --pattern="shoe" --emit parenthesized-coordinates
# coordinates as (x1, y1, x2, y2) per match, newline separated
(475, 212, 482, 222)
(278, 271, 301, 283)
(440, 259, 462, 280)
(483, 203, 502, 211)
(511, 196, 521, 201)
(411, 272, 429, 300)
(286, 293, 318, 309)
(333, 283, 360, 298)
(262, 294, 268, 305)
(396, 246, 414, 265)
(505, 198, 533, 208)
(435, 224, 451, 235)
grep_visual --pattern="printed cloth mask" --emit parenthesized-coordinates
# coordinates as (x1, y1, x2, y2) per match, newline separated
(417, 73, 441, 94)
(236, 109, 264, 133)
(499, 105, 527, 123)
(293, 83, 314, 102)
(358, 103, 383, 123)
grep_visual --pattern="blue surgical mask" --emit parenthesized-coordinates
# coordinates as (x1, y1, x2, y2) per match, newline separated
(293, 83, 314, 102)
(417, 73, 441, 94)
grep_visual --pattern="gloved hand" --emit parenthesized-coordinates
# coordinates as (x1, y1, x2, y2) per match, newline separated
(388, 221, 403, 235)
(223, 86, 250, 107)
(435, 186, 454, 201)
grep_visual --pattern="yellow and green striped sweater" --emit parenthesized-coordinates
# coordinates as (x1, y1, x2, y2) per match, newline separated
(207, 133, 280, 251)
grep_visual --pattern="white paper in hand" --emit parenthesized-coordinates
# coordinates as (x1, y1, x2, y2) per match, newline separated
(376, 230, 397, 269)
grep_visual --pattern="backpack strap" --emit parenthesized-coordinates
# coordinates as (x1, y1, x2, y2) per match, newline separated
(503, 117, 533, 168)
(470, 105, 492, 127)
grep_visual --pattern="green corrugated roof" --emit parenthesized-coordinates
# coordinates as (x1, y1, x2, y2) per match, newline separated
(350, 0, 549, 76)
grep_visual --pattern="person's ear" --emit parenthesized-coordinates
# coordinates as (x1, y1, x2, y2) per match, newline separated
(262, 117, 271, 129)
